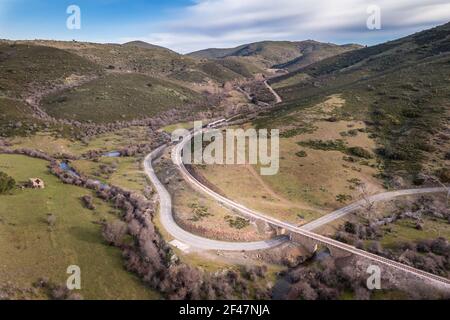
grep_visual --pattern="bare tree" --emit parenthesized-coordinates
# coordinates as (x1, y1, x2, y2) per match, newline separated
(102, 220, 127, 246)
(81, 195, 96, 210)
(423, 174, 449, 208)
(357, 183, 375, 219)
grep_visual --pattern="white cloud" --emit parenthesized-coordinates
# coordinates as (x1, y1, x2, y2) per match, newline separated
(122, 0, 450, 53)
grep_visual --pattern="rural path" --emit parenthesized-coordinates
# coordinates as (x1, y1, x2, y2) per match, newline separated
(236, 80, 282, 104)
(143, 144, 289, 251)
(264, 80, 282, 104)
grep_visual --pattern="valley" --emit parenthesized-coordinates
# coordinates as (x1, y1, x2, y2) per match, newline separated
(0, 21, 449, 301)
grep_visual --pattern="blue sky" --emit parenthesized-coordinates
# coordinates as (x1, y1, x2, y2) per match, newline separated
(1, 0, 449, 53)
(0, 0, 191, 43)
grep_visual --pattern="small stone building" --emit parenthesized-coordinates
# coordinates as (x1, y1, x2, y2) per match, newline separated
(28, 178, 45, 189)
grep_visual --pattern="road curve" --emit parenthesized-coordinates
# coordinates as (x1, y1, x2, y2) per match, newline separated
(173, 130, 450, 289)
(143, 144, 289, 251)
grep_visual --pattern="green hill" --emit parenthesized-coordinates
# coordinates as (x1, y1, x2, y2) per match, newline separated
(123, 40, 177, 52)
(273, 43, 362, 72)
(0, 42, 102, 98)
(0, 40, 258, 127)
(30, 40, 253, 83)
(188, 40, 361, 70)
(260, 22, 450, 184)
(41, 73, 203, 123)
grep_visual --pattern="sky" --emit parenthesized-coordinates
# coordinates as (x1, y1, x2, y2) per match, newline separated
(0, 0, 449, 53)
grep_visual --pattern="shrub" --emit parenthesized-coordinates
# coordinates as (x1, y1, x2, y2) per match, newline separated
(340, 129, 359, 137)
(437, 168, 450, 183)
(81, 195, 96, 210)
(102, 220, 128, 246)
(298, 139, 346, 152)
(416, 240, 430, 253)
(367, 241, 382, 254)
(188, 203, 212, 222)
(344, 222, 357, 234)
(225, 216, 250, 229)
(346, 147, 373, 159)
(296, 150, 308, 158)
(336, 194, 353, 203)
(0, 171, 15, 194)
(430, 238, 448, 256)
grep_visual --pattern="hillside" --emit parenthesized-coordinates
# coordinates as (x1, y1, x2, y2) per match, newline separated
(188, 40, 362, 71)
(260, 22, 450, 185)
(123, 40, 177, 52)
(0, 40, 256, 128)
(273, 43, 362, 72)
(41, 73, 203, 123)
(25, 40, 251, 83)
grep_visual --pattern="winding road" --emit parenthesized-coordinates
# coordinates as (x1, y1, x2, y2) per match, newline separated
(143, 144, 289, 251)
(143, 80, 450, 289)
(167, 129, 450, 289)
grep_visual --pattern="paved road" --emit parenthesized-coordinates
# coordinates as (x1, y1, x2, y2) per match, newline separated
(301, 188, 447, 231)
(172, 130, 450, 289)
(143, 144, 289, 251)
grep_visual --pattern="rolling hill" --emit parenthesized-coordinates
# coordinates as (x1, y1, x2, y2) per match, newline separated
(188, 40, 362, 71)
(123, 40, 177, 52)
(41, 73, 203, 123)
(0, 39, 255, 127)
(26, 40, 251, 83)
(259, 22, 450, 185)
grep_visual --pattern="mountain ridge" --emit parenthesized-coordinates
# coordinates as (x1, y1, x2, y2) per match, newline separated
(188, 40, 363, 71)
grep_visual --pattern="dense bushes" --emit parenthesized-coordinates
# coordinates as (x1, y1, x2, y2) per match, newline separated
(298, 140, 373, 159)
(437, 168, 450, 183)
(284, 256, 371, 300)
(333, 195, 450, 278)
(298, 139, 346, 152)
(0, 171, 15, 194)
(347, 147, 373, 159)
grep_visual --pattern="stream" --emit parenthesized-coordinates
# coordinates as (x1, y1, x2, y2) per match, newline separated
(272, 249, 331, 300)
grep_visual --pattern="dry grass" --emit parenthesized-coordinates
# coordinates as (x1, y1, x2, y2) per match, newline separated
(196, 95, 384, 225)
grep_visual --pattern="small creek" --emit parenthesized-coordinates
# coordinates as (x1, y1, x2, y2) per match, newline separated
(271, 249, 331, 300)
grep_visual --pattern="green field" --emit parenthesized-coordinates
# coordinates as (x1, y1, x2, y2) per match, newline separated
(0, 154, 158, 299)
(72, 157, 147, 195)
(380, 217, 450, 249)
